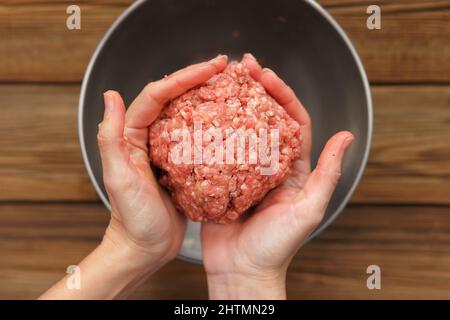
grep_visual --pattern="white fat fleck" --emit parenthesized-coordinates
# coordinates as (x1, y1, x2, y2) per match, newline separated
(247, 99, 257, 108)
(180, 109, 189, 119)
(200, 180, 209, 187)
(161, 131, 169, 139)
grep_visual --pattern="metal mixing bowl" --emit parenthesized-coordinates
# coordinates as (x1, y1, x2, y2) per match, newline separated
(79, 0, 372, 263)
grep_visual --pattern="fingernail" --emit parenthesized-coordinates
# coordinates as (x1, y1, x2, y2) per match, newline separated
(244, 53, 256, 61)
(342, 135, 354, 151)
(262, 67, 275, 74)
(208, 54, 227, 69)
(103, 91, 115, 119)
(210, 54, 227, 63)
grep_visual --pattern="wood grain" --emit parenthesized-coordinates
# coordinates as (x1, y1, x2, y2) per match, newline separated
(1, 84, 449, 204)
(1, 203, 449, 299)
(0, 1, 448, 82)
(0, 85, 97, 201)
(352, 85, 450, 204)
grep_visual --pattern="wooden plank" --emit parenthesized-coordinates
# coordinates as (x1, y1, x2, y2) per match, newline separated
(352, 85, 450, 204)
(0, 3, 125, 82)
(2, 0, 445, 6)
(1, 203, 450, 299)
(0, 1, 448, 82)
(326, 1, 450, 83)
(287, 204, 450, 299)
(1, 84, 449, 204)
(321, 0, 450, 9)
(0, 85, 97, 201)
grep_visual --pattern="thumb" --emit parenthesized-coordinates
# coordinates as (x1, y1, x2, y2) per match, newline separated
(303, 131, 354, 213)
(97, 91, 128, 182)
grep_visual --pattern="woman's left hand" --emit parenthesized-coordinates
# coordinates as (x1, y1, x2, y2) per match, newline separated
(202, 54, 354, 300)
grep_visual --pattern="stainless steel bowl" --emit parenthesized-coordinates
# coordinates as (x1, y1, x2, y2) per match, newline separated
(79, 0, 372, 263)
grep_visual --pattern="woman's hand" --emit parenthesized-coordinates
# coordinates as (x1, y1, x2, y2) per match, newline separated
(101, 55, 228, 266)
(40, 55, 228, 299)
(201, 54, 354, 300)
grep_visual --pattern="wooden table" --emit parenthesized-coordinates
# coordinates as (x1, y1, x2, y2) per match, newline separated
(1, 0, 449, 299)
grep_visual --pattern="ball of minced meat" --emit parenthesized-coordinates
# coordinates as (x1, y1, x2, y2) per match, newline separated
(149, 61, 302, 223)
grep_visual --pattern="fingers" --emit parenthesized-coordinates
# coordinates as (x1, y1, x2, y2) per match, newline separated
(259, 69, 309, 125)
(241, 54, 312, 164)
(125, 54, 228, 130)
(259, 68, 312, 157)
(303, 131, 354, 213)
(241, 53, 263, 81)
(97, 91, 128, 175)
(241, 55, 313, 185)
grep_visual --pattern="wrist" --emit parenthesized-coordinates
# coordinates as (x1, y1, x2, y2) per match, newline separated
(39, 234, 165, 300)
(103, 216, 176, 267)
(99, 235, 165, 277)
(206, 271, 287, 300)
(79, 236, 165, 299)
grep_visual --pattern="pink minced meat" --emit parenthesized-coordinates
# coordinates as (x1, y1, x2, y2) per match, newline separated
(149, 61, 302, 223)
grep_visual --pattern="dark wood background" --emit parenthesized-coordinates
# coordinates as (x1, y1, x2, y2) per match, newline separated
(0, 0, 449, 299)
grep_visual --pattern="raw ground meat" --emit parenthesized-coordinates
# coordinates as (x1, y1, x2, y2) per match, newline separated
(149, 61, 302, 223)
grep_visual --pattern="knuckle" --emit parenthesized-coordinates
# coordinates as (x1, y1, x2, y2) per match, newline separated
(295, 207, 324, 231)
(144, 82, 164, 105)
(173, 77, 186, 91)
(104, 173, 124, 192)
(330, 170, 342, 185)
(104, 179, 121, 195)
(96, 130, 109, 148)
(104, 175, 119, 190)
(315, 164, 341, 186)
(309, 211, 325, 228)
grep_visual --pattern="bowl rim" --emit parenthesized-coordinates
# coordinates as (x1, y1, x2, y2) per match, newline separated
(78, 0, 373, 262)
(301, 0, 373, 241)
